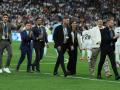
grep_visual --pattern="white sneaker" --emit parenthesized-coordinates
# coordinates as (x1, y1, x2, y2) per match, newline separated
(0, 69, 3, 73)
(3, 68, 11, 73)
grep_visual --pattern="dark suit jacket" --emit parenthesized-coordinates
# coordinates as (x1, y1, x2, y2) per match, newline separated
(20, 30, 32, 50)
(32, 26, 48, 48)
(100, 27, 117, 52)
(53, 24, 73, 48)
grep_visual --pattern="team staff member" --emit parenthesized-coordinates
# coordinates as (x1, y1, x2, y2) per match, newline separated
(32, 17, 48, 72)
(53, 16, 74, 77)
(89, 19, 111, 77)
(16, 21, 33, 72)
(0, 14, 18, 73)
(97, 19, 120, 80)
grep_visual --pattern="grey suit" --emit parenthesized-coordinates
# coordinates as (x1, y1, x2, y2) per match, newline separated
(0, 22, 13, 68)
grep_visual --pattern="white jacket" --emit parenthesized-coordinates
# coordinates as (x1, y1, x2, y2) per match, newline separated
(90, 26, 102, 48)
(115, 27, 120, 45)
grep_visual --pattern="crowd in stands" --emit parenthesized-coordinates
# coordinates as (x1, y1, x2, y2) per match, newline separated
(0, 0, 120, 28)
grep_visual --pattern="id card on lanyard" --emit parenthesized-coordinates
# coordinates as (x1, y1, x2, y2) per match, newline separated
(2, 23, 8, 39)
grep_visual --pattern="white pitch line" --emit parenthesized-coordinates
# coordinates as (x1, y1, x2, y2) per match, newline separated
(10, 69, 120, 84)
(69, 76, 120, 84)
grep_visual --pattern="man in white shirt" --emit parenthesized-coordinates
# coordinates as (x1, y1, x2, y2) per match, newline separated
(115, 21, 120, 67)
(89, 19, 111, 77)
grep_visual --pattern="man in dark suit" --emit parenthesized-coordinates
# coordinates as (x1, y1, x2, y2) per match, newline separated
(97, 19, 120, 80)
(32, 17, 48, 72)
(0, 14, 14, 73)
(16, 22, 33, 72)
(53, 16, 74, 77)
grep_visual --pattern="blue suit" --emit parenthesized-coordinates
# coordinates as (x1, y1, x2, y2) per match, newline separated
(16, 30, 32, 72)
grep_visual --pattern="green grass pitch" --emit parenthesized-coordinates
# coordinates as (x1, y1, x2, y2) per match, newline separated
(0, 41, 120, 90)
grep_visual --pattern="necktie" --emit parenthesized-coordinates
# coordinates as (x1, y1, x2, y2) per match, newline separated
(38, 26, 41, 34)
(4, 23, 7, 32)
(74, 31, 77, 43)
(4, 23, 8, 38)
(109, 30, 114, 46)
(110, 30, 113, 38)
(38, 27, 43, 41)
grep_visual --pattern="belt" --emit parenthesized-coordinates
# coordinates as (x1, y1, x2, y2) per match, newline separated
(39, 40, 43, 42)
(35, 40, 44, 42)
(0, 39, 10, 41)
(92, 47, 99, 49)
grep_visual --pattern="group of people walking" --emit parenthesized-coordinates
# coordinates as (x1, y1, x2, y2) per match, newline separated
(0, 13, 120, 80)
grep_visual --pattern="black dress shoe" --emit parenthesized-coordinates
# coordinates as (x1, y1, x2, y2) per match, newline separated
(66, 71, 71, 75)
(31, 64, 35, 71)
(64, 73, 67, 77)
(53, 72, 58, 76)
(97, 75, 102, 79)
(36, 65, 40, 72)
(115, 76, 120, 80)
(16, 66, 19, 72)
(35, 64, 40, 72)
(64, 72, 68, 77)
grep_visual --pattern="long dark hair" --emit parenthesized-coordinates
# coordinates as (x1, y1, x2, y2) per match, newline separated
(118, 20, 120, 27)
(69, 18, 78, 32)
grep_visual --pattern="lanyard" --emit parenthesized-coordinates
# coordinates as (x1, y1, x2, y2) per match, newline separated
(2, 23, 8, 38)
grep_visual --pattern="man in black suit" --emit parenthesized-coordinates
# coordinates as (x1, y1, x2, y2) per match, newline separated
(53, 16, 74, 77)
(16, 22, 33, 72)
(32, 17, 48, 72)
(97, 19, 120, 80)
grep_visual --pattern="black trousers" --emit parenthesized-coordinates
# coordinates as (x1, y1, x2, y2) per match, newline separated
(17, 47, 32, 71)
(0, 40, 12, 68)
(54, 48, 66, 75)
(67, 44, 77, 74)
(54, 44, 73, 75)
(33, 43, 44, 69)
(98, 49, 119, 77)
